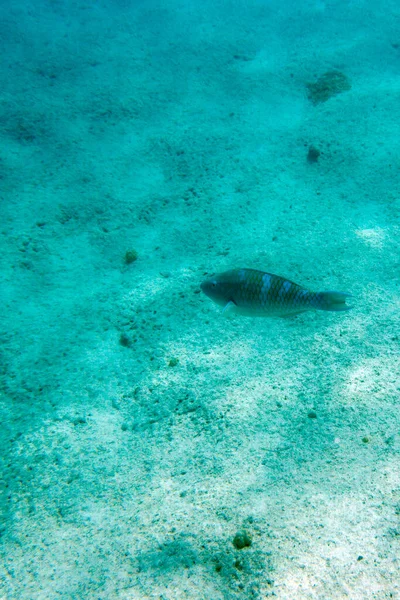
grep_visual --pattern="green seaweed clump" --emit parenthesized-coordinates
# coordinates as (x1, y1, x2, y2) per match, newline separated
(307, 146, 321, 163)
(124, 249, 138, 264)
(306, 70, 351, 105)
(233, 531, 252, 550)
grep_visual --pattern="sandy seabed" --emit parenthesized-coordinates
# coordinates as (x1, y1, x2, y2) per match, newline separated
(0, 0, 399, 598)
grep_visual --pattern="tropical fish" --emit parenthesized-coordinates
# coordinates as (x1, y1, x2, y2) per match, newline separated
(200, 268, 352, 317)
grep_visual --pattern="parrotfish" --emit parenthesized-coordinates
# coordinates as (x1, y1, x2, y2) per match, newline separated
(200, 268, 352, 317)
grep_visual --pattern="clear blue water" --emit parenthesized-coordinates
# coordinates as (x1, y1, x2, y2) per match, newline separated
(0, 1, 399, 598)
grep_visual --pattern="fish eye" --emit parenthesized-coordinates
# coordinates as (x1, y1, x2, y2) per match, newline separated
(212, 281, 217, 287)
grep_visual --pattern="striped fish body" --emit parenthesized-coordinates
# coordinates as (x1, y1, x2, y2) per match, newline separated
(200, 268, 351, 317)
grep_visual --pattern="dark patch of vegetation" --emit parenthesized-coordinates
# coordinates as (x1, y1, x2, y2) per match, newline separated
(306, 70, 351, 105)
(124, 249, 138, 264)
(233, 530, 252, 550)
(307, 146, 321, 163)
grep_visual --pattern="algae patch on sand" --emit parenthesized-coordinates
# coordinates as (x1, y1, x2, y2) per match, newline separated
(306, 70, 351, 104)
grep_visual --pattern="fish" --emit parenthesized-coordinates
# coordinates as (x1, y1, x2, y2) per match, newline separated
(200, 268, 352, 317)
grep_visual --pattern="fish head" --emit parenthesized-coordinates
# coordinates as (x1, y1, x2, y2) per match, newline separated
(200, 272, 236, 307)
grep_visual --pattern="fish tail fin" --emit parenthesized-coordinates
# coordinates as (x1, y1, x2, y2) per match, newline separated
(316, 291, 353, 312)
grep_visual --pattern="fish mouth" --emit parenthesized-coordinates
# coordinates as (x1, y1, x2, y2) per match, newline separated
(200, 279, 210, 293)
(200, 279, 213, 298)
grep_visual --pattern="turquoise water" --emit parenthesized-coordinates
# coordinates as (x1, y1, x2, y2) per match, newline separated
(0, 1, 399, 598)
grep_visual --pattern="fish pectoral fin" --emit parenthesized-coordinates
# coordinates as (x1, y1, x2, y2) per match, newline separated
(222, 300, 236, 315)
(279, 310, 308, 318)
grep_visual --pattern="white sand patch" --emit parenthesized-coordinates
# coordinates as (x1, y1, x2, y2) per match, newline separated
(344, 357, 400, 404)
(355, 227, 386, 248)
